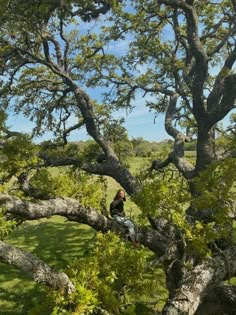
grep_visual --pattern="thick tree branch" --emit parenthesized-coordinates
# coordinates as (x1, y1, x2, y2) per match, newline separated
(195, 125, 218, 173)
(82, 161, 139, 196)
(59, 17, 69, 72)
(159, 0, 208, 120)
(172, 8, 191, 66)
(0, 193, 169, 256)
(47, 35, 64, 67)
(163, 94, 195, 179)
(38, 153, 81, 167)
(38, 152, 138, 195)
(151, 155, 173, 171)
(0, 241, 75, 293)
(163, 246, 236, 315)
(207, 44, 236, 124)
(42, 39, 53, 64)
(217, 73, 236, 117)
(181, 5, 208, 121)
(0, 193, 109, 231)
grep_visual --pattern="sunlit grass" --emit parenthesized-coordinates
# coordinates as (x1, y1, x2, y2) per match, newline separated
(1, 217, 96, 314)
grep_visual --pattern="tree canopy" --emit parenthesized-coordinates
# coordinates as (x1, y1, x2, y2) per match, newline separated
(0, 0, 236, 314)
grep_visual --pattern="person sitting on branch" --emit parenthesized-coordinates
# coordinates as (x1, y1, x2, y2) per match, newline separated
(110, 189, 139, 247)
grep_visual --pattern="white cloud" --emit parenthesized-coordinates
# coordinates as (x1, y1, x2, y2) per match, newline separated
(105, 38, 132, 56)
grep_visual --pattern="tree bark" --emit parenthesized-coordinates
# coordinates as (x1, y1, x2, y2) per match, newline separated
(0, 193, 109, 231)
(195, 125, 216, 173)
(163, 246, 236, 315)
(0, 241, 75, 293)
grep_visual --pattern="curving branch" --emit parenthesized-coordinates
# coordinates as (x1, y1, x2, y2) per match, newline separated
(179, 3, 208, 92)
(163, 246, 236, 315)
(0, 193, 109, 231)
(217, 73, 236, 117)
(172, 8, 191, 66)
(0, 241, 75, 293)
(158, 0, 208, 120)
(38, 152, 138, 195)
(59, 17, 69, 72)
(151, 155, 173, 171)
(46, 35, 64, 67)
(0, 193, 169, 256)
(160, 94, 195, 179)
(207, 43, 236, 124)
(42, 39, 53, 64)
(62, 120, 85, 144)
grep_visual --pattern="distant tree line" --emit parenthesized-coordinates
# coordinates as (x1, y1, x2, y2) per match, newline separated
(68, 137, 197, 160)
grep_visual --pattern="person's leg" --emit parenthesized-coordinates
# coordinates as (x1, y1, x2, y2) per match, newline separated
(113, 215, 125, 225)
(113, 216, 139, 247)
(123, 219, 135, 240)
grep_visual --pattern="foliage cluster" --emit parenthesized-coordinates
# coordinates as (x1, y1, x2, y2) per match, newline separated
(134, 157, 236, 257)
(28, 168, 105, 208)
(0, 134, 40, 179)
(49, 232, 166, 315)
(0, 207, 16, 240)
(0, 135, 105, 208)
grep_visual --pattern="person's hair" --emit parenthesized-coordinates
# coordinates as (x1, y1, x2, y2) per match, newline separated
(114, 189, 126, 201)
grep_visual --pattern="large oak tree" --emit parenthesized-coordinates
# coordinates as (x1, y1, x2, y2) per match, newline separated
(0, 0, 236, 314)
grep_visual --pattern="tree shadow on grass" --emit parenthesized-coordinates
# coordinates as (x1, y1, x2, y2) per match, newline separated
(8, 217, 96, 267)
(0, 217, 96, 314)
(0, 278, 48, 315)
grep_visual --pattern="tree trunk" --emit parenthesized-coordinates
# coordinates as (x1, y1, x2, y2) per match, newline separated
(196, 125, 216, 173)
(163, 246, 236, 315)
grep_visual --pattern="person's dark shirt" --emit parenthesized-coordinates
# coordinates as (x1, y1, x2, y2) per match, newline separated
(110, 198, 125, 217)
